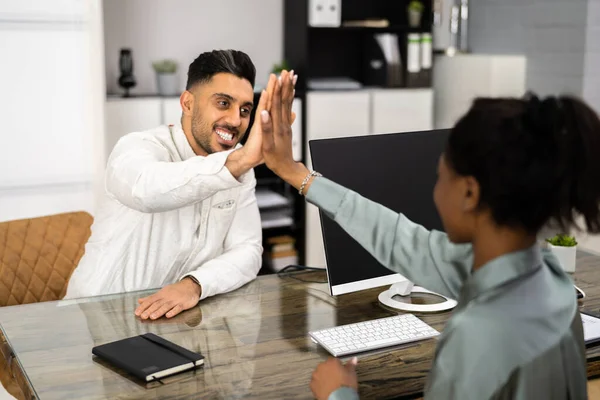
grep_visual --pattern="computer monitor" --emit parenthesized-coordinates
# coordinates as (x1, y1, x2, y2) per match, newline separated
(309, 129, 457, 313)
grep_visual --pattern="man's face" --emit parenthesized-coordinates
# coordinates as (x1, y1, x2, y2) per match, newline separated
(189, 73, 254, 155)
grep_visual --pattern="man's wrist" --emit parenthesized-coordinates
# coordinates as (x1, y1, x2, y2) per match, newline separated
(224, 148, 252, 179)
(183, 276, 202, 300)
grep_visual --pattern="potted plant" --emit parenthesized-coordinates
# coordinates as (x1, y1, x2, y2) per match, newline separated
(152, 59, 179, 96)
(407, 0, 424, 28)
(546, 234, 578, 273)
(271, 60, 291, 77)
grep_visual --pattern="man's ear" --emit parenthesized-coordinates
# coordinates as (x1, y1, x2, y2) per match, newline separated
(180, 90, 194, 116)
(463, 176, 480, 212)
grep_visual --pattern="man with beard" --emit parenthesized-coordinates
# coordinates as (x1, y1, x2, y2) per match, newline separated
(66, 50, 292, 321)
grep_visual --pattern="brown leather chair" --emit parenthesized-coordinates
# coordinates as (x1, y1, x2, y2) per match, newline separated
(590, 379, 600, 400)
(0, 211, 93, 399)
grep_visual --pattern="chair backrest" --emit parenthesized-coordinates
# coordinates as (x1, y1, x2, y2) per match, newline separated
(0, 211, 93, 307)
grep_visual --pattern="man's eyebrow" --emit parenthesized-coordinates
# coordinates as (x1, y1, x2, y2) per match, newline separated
(212, 92, 254, 108)
(212, 92, 235, 101)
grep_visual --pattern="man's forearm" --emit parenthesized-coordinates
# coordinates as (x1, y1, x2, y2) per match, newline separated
(108, 152, 247, 213)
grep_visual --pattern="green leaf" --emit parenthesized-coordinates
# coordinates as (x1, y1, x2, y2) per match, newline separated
(545, 234, 578, 247)
(408, 0, 424, 12)
(152, 59, 178, 74)
(271, 60, 291, 74)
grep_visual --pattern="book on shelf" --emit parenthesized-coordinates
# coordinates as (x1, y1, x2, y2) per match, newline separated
(264, 235, 298, 272)
(342, 19, 389, 28)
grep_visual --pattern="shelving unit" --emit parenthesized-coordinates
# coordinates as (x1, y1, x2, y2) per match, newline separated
(279, 0, 436, 269)
(284, 0, 434, 92)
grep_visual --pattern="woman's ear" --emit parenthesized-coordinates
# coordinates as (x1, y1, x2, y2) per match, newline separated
(463, 176, 480, 212)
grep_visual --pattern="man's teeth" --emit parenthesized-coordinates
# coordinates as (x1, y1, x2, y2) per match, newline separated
(216, 130, 233, 141)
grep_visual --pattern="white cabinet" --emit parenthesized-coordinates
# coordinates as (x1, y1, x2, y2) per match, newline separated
(371, 89, 433, 134)
(303, 89, 433, 269)
(433, 54, 526, 129)
(162, 98, 182, 126)
(105, 98, 162, 157)
(306, 91, 371, 145)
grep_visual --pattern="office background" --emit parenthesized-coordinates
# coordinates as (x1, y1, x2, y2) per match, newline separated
(1, 0, 600, 266)
(2, 2, 600, 399)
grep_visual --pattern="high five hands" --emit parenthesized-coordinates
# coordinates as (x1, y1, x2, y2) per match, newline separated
(236, 71, 297, 170)
(260, 70, 312, 191)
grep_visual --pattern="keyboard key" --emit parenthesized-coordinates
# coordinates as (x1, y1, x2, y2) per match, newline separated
(365, 337, 402, 347)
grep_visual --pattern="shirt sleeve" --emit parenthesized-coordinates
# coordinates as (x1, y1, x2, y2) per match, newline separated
(105, 133, 252, 213)
(181, 170, 263, 300)
(328, 387, 360, 400)
(305, 177, 472, 299)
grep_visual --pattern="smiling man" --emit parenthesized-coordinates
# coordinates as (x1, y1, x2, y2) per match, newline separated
(65, 50, 275, 320)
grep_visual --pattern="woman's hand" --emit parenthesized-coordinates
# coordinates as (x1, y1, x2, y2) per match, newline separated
(310, 357, 359, 400)
(261, 70, 311, 191)
(232, 72, 297, 175)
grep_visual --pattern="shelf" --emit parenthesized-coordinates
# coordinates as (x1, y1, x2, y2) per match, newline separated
(309, 25, 431, 34)
(261, 218, 295, 230)
(260, 206, 295, 230)
(256, 188, 291, 210)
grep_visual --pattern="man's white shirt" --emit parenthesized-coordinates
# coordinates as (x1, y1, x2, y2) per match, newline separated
(65, 123, 262, 300)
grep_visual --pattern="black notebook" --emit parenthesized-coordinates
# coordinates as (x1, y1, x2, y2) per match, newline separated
(92, 333, 204, 382)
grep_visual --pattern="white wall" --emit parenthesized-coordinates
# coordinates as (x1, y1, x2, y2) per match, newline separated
(103, 0, 283, 95)
(574, 0, 600, 254)
(433, 54, 526, 129)
(0, 0, 106, 222)
(469, 0, 588, 97)
(583, 0, 600, 113)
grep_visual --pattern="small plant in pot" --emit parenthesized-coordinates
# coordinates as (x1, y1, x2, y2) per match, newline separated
(271, 60, 291, 77)
(407, 0, 424, 28)
(152, 59, 179, 96)
(546, 234, 578, 273)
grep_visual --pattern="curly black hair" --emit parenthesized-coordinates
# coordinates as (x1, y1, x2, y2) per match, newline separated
(445, 93, 600, 235)
(185, 49, 256, 90)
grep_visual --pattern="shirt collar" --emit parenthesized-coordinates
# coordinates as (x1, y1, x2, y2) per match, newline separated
(460, 244, 543, 304)
(169, 122, 197, 161)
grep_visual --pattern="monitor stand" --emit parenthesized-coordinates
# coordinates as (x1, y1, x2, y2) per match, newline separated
(378, 278, 457, 313)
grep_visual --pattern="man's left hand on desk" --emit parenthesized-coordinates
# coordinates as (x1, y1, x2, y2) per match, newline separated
(134, 277, 201, 320)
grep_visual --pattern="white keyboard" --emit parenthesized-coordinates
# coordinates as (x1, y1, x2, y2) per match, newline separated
(309, 313, 440, 357)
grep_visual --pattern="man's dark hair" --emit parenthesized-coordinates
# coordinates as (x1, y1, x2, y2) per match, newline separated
(185, 49, 256, 90)
(445, 93, 600, 235)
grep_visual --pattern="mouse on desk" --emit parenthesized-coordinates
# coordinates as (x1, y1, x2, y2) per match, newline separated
(389, 281, 414, 297)
(575, 285, 585, 300)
